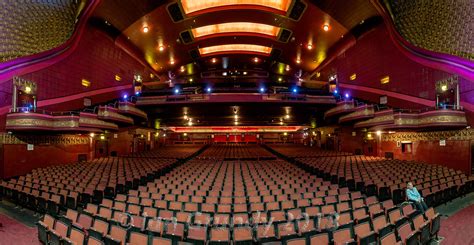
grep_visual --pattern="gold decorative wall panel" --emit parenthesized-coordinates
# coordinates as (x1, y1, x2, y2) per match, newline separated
(0, 0, 83, 62)
(387, 0, 473, 60)
(382, 128, 474, 142)
(0, 133, 89, 145)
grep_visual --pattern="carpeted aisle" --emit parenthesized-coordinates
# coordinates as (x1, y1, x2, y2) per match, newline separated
(439, 204, 474, 244)
(0, 214, 40, 245)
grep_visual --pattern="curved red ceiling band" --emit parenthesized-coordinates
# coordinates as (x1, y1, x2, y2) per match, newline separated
(180, 0, 292, 16)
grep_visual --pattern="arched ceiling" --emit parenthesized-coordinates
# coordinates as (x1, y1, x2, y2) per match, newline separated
(92, 0, 379, 87)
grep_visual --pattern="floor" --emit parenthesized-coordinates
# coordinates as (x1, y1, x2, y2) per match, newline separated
(0, 193, 473, 244)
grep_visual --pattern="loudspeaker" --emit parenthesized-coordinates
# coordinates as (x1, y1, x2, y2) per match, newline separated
(180, 30, 193, 44)
(189, 49, 200, 60)
(167, 2, 184, 22)
(270, 49, 282, 60)
(278, 29, 292, 43)
(288, 0, 307, 21)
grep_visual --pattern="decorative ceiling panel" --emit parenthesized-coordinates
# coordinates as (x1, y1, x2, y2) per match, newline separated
(0, 0, 83, 62)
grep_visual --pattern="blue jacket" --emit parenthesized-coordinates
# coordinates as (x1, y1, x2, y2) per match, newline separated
(406, 187, 421, 201)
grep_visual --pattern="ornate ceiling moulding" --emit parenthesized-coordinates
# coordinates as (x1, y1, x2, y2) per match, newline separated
(354, 109, 394, 129)
(338, 104, 374, 123)
(167, 126, 302, 133)
(79, 112, 118, 131)
(324, 100, 355, 119)
(180, 0, 292, 16)
(117, 102, 148, 120)
(97, 106, 134, 124)
(191, 22, 281, 40)
(198, 44, 272, 57)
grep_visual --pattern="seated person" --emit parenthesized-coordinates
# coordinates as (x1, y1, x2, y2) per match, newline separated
(406, 182, 428, 213)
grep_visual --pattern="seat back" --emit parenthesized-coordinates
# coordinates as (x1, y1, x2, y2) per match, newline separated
(69, 228, 85, 245)
(129, 231, 148, 245)
(310, 233, 329, 244)
(109, 225, 127, 243)
(380, 232, 398, 245)
(332, 228, 353, 244)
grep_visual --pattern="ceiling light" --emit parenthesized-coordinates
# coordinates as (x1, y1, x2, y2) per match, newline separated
(189, 78, 193, 82)
(278, 77, 283, 82)
(323, 24, 330, 32)
(253, 57, 260, 63)
(283, 132, 288, 136)
(376, 130, 382, 136)
(174, 88, 180, 94)
(192, 22, 280, 39)
(345, 93, 350, 99)
(81, 79, 90, 87)
(296, 58, 301, 64)
(143, 26, 149, 33)
(292, 88, 297, 93)
(184, 115, 188, 120)
(234, 115, 238, 120)
(222, 71, 228, 76)
(25, 86, 31, 93)
(211, 58, 217, 63)
(183, 133, 187, 136)
(123, 94, 128, 100)
(380, 76, 390, 84)
(350, 73, 356, 81)
(285, 65, 290, 71)
(100, 135, 105, 140)
(206, 87, 212, 93)
(181, 0, 292, 15)
(89, 133, 95, 137)
(199, 44, 272, 56)
(188, 121, 193, 126)
(115, 74, 122, 82)
(234, 121, 239, 125)
(243, 71, 248, 75)
(441, 84, 448, 91)
(285, 114, 290, 119)
(170, 59, 175, 65)
(158, 46, 165, 52)
(180, 66, 185, 72)
(307, 44, 313, 50)
(279, 121, 284, 125)
(259, 87, 265, 93)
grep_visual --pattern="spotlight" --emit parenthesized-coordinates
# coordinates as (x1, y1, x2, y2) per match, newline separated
(143, 26, 149, 33)
(307, 44, 313, 50)
(283, 132, 288, 136)
(170, 59, 175, 65)
(285, 65, 290, 71)
(259, 87, 265, 93)
(189, 78, 193, 82)
(234, 115, 238, 120)
(376, 130, 382, 136)
(183, 133, 187, 136)
(180, 66, 185, 72)
(323, 24, 330, 31)
(206, 87, 212, 93)
(123, 94, 128, 100)
(158, 46, 165, 52)
(188, 121, 193, 126)
(243, 71, 248, 75)
(278, 77, 283, 82)
(174, 88, 180, 94)
(222, 72, 228, 76)
(345, 93, 349, 99)
(100, 135, 105, 140)
(234, 121, 238, 125)
(89, 133, 95, 138)
(211, 58, 217, 63)
(25, 86, 32, 93)
(135, 91, 140, 96)
(253, 57, 259, 63)
(292, 88, 297, 93)
(334, 89, 338, 94)
(285, 114, 290, 119)
(441, 84, 448, 91)
(184, 115, 188, 120)
(296, 58, 301, 64)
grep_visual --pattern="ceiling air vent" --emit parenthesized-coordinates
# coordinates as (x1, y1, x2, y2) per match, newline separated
(180, 30, 193, 44)
(278, 29, 292, 43)
(288, 0, 307, 21)
(189, 49, 200, 60)
(167, 3, 184, 22)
